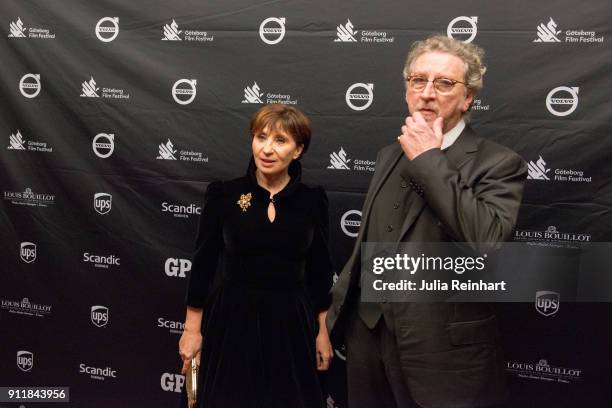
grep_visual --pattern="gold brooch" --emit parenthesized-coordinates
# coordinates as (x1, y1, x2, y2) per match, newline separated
(237, 193, 252, 212)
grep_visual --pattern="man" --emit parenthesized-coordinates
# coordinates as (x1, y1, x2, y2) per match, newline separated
(327, 35, 527, 408)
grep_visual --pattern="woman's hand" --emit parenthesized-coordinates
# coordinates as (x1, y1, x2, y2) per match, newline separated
(179, 329, 202, 375)
(316, 310, 333, 371)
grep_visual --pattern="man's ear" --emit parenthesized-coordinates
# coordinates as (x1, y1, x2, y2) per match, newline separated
(463, 90, 475, 112)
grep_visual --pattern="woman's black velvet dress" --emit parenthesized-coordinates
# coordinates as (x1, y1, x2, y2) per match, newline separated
(185, 161, 333, 408)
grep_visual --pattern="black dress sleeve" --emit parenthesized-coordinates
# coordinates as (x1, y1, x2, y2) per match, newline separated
(185, 181, 224, 308)
(305, 186, 335, 312)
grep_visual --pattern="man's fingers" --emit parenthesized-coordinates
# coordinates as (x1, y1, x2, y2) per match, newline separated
(180, 359, 190, 375)
(412, 111, 427, 125)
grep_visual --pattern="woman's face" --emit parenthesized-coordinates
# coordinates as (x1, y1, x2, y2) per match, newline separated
(252, 125, 303, 178)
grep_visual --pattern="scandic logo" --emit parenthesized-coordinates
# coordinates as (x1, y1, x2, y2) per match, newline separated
(79, 363, 117, 380)
(83, 252, 120, 268)
(162, 202, 202, 218)
(259, 17, 286, 45)
(19, 73, 41, 98)
(95, 17, 119, 42)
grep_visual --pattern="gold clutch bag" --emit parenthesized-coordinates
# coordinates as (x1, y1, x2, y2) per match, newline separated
(186, 357, 198, 408)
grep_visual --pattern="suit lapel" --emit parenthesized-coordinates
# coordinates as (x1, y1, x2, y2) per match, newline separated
(397, 125, 480, 241)
(359, 145, 404, 237)
(345, 145, 403, 273)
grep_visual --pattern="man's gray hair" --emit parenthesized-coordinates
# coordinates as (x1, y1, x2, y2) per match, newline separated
(402, 35, 487, 93)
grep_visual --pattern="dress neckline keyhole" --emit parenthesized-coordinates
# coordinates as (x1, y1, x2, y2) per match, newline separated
(267, 199, 276, 223)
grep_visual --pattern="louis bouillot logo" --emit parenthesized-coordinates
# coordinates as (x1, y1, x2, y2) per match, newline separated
(8, 17, 55, 39)
(534, 17, 604, 44)
(4, 187, 55, 207)
(156, 139, 208, 163)
(447, 16, 478, 43)
(513, 225, 591, 247)
(506, 358, 581, 383)
(527, 155, 591, 183)
(162, 19, 214, 42)
(328, 147, 375, 172)
(80, 76, 130, 99)
(333, 19, 394, 43)
(241, 81, 297, 105)
(1, 297, 52, 318)
(7, 129, 52, 152)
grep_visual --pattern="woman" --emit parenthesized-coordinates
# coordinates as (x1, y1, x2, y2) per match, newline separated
(179, 104, 334, 408)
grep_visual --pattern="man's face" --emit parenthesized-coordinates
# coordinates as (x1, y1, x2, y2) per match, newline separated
(405, 51, 474, 133)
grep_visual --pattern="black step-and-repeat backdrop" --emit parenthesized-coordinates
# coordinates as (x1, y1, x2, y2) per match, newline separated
(2, 1, 612, 407)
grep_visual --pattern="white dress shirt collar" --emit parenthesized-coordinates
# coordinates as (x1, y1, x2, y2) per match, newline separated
(441, 119, 466, 151)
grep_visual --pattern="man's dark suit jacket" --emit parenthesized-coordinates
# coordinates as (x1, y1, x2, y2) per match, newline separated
(327, 125, 527, 408)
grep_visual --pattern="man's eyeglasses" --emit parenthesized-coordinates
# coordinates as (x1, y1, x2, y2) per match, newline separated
(406, 76, 468, 94)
